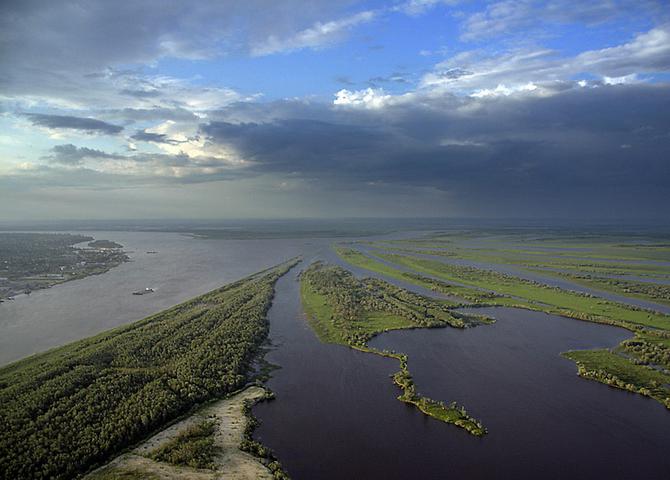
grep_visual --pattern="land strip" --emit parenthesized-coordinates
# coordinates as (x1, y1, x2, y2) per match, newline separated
(0, 258, 299, 480)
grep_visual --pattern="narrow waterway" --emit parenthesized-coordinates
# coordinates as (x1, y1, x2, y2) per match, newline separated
(358, 245, 670, 314)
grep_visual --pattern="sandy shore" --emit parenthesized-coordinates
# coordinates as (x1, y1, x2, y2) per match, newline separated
(86, 386, 274, 480)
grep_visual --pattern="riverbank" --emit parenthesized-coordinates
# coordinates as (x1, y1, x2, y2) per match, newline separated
(0, 232, 129, 301)
(87, 386, 278, 480)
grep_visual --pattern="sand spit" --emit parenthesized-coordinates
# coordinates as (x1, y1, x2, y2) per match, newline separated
(87, 386, 274, 480)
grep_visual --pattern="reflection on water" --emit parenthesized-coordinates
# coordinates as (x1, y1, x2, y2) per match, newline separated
(255, 270, 670, 480)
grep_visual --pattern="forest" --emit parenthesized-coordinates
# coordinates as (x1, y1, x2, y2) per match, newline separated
(0, 258, 298, 480)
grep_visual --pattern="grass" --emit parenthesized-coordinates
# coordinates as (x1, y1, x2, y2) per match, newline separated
(377, 253, 670, 331)
(349, 235, 670, 413)
(299, 279, 345, 344)
(335, 247, 504, 306)
(299, 274, 424, 344)
(545, 273, 670, 308)
(562, 349, 670, 409)
(148, 420, 218, 469)
(300, 263, 487, 436)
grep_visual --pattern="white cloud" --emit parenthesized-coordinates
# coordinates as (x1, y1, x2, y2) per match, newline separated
(393, 0, 461, 16)
(460, 1, 665, 42)
(470, 82, 539, 98)
(251, 11, 376, 56)
(574, 26, 670, 77)
(603, 74, 639, 85)
(420, 25, 670, 97)
(333, 88, 393, 109)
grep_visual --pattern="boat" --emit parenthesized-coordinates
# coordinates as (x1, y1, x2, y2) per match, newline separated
(132, 287, 155, 295)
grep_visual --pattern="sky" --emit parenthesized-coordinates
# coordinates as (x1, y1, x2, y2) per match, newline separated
(1, 0, 669, 221)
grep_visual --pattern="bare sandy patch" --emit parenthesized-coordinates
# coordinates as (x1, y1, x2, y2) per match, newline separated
(87, 386, 274, 480)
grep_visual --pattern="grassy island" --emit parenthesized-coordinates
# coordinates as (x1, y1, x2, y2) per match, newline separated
(300, 262, 487, 436)
(336, 243, 670, 411)
(88, 239, 124, 249)
(0, 258, 299, 480)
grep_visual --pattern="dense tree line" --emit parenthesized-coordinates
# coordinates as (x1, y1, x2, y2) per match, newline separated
(569, 274, 670, 305)
(0, 259, 297, 480)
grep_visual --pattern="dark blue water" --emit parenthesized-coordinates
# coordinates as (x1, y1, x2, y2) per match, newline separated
(255, 265, 670, 480)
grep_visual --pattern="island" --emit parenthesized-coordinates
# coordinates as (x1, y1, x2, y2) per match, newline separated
(87, 239, 124, 249)
(0, 258, 299, 480)
(300, 261, 489, 436)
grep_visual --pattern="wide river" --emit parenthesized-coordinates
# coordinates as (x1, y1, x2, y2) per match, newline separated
(0, 231, 304, 364)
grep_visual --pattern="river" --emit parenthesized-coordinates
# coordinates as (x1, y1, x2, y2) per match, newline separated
(254, 261, 670, 480)
(0, 231, 304, 364)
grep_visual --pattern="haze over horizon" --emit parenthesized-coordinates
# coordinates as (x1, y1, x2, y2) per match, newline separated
(1, 0, 669, 221)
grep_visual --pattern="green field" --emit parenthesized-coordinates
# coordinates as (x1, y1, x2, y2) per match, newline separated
(375, 253, 670, 330)
(562, 349, 670, 408)
(148, 420, 218, 469)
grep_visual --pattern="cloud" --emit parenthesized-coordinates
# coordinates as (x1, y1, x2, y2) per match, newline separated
(420, 25, 670, 96)
(25, 114, 123, 134)
(460, 1, 666, 41)
(0, 1, 358, 117)
(251, 10, 377, 56)
(195, 82, 670, 217)
(131, 130, 172, 144)
(22, 147, 247, 185)
(1, 1, 670, 220)
(45, 144, 121, 165)
(393, 0, 461, 17)
(333, 88, 394, 109)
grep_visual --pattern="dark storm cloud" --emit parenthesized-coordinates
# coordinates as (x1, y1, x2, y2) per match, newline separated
(130, 130, 170, 143)
(25, 114, 123, 134)
(45, 144, 121, 165)
(201, 84, 670, 217)
(130, 129, 195, 145)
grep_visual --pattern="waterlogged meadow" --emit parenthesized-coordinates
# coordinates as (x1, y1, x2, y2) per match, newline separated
(339, 232, 670, 412)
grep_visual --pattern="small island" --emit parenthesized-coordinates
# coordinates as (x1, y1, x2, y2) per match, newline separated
(88, 239, 124, 249)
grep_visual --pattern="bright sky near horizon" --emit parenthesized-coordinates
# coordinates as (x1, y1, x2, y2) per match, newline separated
(1, 0, 669, 221)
